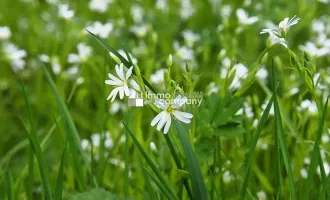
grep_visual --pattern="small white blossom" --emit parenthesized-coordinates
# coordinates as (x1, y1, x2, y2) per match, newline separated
(279, 16, 300, 33)
(149, 142, 157, 150)
(222, 170, 232, 183)
(156, 0, 168, 11)
(236, 8, 258, 25)
(3, 43, 27, 72)
(58, 4, 74, 19)
(0, 26, 11, 40)
(130, 24, 148, 38)
(150, 69, 164, 85)
(67, 43, 92, 64)
(151, 95, 193, 134)
(182, 30, 200, 47)
(131, 5, 144, 23)
(89, 0, 112, 13)
(85, 22, 113, 39)
(301, 168, 308, 179)
(180, 0, 195, 19)
(299, 41, 330, 57)
(105, 63, 135, 102)
(257, 191, 267, 200)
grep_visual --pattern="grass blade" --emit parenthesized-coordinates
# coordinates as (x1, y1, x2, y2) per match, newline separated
(240, 95, 274, 199)
(54, 142, 67, 200)
(122, 122, 178, 200)
(141, 165, 177, 200)
(21, 81, 52, 200)
(40, 63, 91, 190)
(305, 95, 329, 199)
(272, 64, 297, 200)
(174, 120, 208, 200)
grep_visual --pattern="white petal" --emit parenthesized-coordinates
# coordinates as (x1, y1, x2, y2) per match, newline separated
(154, 99, 168, 110)
(105, 79, 122, 86)
(67, 54, 81, 63)
(124, 85, 130, 96)
(173, 110, 193, 118)
(107, 87, 119, 102)
(116, 63, 125, 81)
(108, 73, 122, 82)
(119, 87, 125, 99)
(156, 112, 168, 131)
(126, 66, 133, 79)
(129, 79, 140, 91)
(163, 114, 171, 134)
(173, 110, 192, 123)
(151, 111, 165, 126)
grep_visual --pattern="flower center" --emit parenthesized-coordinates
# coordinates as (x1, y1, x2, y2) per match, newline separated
(166, 106, 173, 113)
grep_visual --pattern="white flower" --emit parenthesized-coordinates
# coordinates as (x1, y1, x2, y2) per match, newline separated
(151, 95, 193, 134)
(236, 8, 259, 25)
(109, 101, 127, 114)
(156, 0, 168, 11)
(67, 43, 92, 64)
(149, 142, 157, 150)
(299, 41, 330, 57)
(301, 168, 308, 179)
(0, 26, 11, 40)
(279, 16, 300, 33)
(39, 55, 62, 75)
(85, 22, 113, 38)
(229, 63, 248, 89)
(182, 30, 200, 47)
(130, 24, 148, 38)
(223, 170, 232, 183)
(180, 0, 195, 19)
(105, 63, 134, 102)
(256, 67, 268, 81)
(131, 5, 144, 23)
(89, 0, 112, 13)
(220, 5, 232, 20)
(174, 42, 194, 61)
(3, 43, 27, 72)
(297, 99, 318, 113)
(312, 19, 325, 33)
(58, 4, 74, 19)
(150, 69, 164, 85)
(257, 191, 267, 200)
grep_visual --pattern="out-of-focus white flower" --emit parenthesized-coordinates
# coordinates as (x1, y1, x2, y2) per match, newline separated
(301, 168, 308, 179)
(220, 5, 232, 20)
(131, 5, 144, 23)
(130, 24, 148, 38)
(256, 67, 268, 81)
(58, 4, 74, 19)
(236, 8, 259, 25)
(156, 0, 168, 11)
(261, 100, 274, 116)
(299, 41, 330, 57)
(91, 134, 101, 147)
(149, 142, 157, 150)
(319, 0, 330, 3)
(66, 66, 79, 76)
(150, 69, 164, 85)
(174, 42, 194, 61)
(182, 30, 200, 47)
(322, 135, 330, 143)
(3, 43, 27, 72)
(180, 0, 195, 19)
(151, 95, 193, 134)
(207, 82, 219, 95)
(67, 43, 92, 64)
(89, 0, 112, 13)
(317, 162, 330, 176)
(223, 170, 232, 183)
(229, 63, 248, 89)
(0, 26, 11, 40)
(109, 101, 127, 114)
(312, 19, 326, 33)
(266, 31, 288, 48)
(304, 157, 311, 165)
(257, 191, 267, 200)
(85, 22, 113, 38)
(81, 139, 90, 151)
(297, 99, 318, 113)
(105, 63, 135, 102)
(289, 88, 299, 95)
(77, 77, 85, 85)
(109, 49, 138, 65)
(39, 54, 62, 75)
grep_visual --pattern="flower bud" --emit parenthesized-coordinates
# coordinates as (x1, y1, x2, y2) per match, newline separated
(134, 65, 141, 77)
(110, 52, 121, 65)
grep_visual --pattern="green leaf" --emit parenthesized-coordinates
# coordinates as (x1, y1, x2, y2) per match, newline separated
(21, 80, 52, 200)
(54, 142, 67, 200)
(122, 122, 178, 200)
(174, 120, 208, 200)
(240, 96, 274, 199)
(40, 63, 90, 190)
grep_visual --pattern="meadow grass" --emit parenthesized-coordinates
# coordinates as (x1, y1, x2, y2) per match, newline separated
(1, 0, 330, 200)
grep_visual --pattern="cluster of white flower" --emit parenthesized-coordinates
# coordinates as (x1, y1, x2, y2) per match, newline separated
(105, 61, 193, 134)
(260, 16, 300, 48)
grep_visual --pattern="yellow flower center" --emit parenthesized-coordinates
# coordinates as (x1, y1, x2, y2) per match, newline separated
(166, 106, 173, 113)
